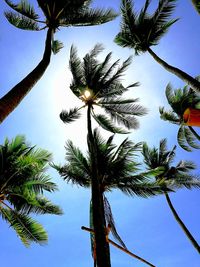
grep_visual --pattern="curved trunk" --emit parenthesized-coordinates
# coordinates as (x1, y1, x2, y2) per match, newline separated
(0, 28, 53, 123)
(87, 104, 111, 267)
(165, 192, 200, 254)
(147, 48, 200, 93)
(188, 126, 200, 141)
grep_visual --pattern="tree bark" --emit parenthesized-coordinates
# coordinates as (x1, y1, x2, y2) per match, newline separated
(87, 104, 111, 267)
(0, 27, 53, 123)
(165, 192, 200, 254)
(147, 48, 200, 93)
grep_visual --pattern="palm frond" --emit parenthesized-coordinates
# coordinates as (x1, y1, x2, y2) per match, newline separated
(69, 45, 85, 95)
(0, 208, 48, 246)
(5, 0, 39, 20)
(159, 106, 180, 124)
(92, 113, 128, 134)
(60, 8, 117, 27)
(177, 126, 192, 152)
(51, 40, 64, 54)
(184, 127, 200, 149)
(24, 175, 58, 193)
(60, 108, 82, 124)
(4, 11, 40, 30)
(18, 196, 63, 215)
(176, 160, 196, 172)
(65, 140, 89, 172)
(118, 180, 168, 198)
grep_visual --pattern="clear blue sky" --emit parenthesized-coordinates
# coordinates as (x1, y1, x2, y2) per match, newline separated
(0, 0, 200, 266)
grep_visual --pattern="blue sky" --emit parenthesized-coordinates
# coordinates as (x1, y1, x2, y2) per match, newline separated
(0, 0, 200, 266)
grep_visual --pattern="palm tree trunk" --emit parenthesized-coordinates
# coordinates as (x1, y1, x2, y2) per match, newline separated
(147, 48, 200, 93)
(0, 27, 53, 123)
(165, 192, 200, 254)
(188, 126, 200, 141)
(87, 104, 111, 267)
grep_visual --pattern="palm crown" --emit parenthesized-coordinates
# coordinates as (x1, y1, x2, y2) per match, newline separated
(114, 0, 200, 94)
(114, 0, 178, 54)
(0, 135, 62, 246)
(60, 44, 147, 133)
(142, 139, 200, 189)
(159, 83, 200, 151)
(5, 0, 117, 52)
(54, 130, 168, 248)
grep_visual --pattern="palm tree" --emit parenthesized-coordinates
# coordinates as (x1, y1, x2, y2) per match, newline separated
(191, 0, 200, 14)
(114, 0, 200, 93)
(159, 82, 200, 151)
(0, 0, 117, 123)
(0, 135, 62, 246)
(53, 129, 166, 267)
(142, 139, 200, 254)
(59, 44, 147, 267)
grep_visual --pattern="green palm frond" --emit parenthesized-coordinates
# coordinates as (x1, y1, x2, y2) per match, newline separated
(4, 11, 40, 30)
(92, 113, 129, 134)
(184, 127, 200, 149)
(0, 208, 48, 246)
(51, 40, 64, 54)
(118, 180, 168, 198)
(65, 140, 90, 173)
(23, 175, 58, 193)
(176, 160, 196, 172)
(159, 107, 180, 124)
(16, 196, 63, 215)
(5, 0, 39, 20)
(60, 107, 82, 124)
(177, 126, 192, 152)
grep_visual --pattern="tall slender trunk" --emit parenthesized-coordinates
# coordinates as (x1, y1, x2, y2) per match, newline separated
(165, 192, 200, 254)
(87, 104, 111, 267)
(147, 48, 200, 93)
(0, 27, 53, 123)
(188, 126, 200, 141)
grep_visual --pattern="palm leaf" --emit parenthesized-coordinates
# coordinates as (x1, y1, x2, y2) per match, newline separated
(65, 140, 90, 174)
(60, 108, 82, 124)
(177, 126, 192, 152)
(4, 12, 40, 30)
(51, 40, 64, 54)
(59, 8, 117, 27)
(0, 208, 48, 246)
(92, 113, 128, 134)
(5, 0, 39, 20)
(184, 127, 200, 149)
(159, 107, 180, 124)
(118, 180, 168, 198)
(24, 175, 58, 193)
(18, 197, 63, 215)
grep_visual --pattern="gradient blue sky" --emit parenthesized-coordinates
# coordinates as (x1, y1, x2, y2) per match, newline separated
(0, 0, 200, 266)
